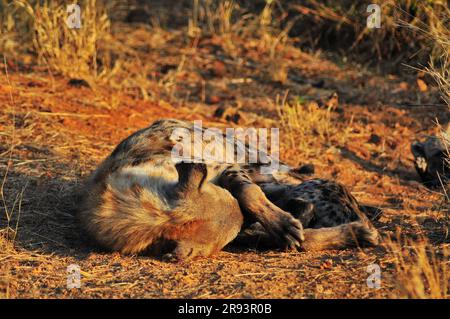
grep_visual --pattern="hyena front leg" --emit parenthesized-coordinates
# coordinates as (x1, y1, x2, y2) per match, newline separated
(217, 166, 304, 249)
(258, 183, 315, 227)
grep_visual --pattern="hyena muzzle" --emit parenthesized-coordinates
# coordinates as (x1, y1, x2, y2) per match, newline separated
(77, 119, 379, 261)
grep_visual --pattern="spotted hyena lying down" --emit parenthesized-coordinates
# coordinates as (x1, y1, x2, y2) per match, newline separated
(78, 119, 380, 261)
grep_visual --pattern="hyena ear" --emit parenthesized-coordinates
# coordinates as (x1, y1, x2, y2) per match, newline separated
(175, 162, 208, 192)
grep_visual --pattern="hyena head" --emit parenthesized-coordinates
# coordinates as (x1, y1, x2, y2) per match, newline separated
(169, 162, 244, 253)
(174, 162, 243, 226)
(411, 137, 450, 187)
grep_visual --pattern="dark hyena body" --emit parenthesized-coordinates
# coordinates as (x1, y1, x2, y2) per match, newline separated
(78, 119, 379, 260)
(411, 136, 450, 188)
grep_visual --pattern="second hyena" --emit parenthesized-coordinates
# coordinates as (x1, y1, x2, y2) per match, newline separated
(78, 119, 379, 261)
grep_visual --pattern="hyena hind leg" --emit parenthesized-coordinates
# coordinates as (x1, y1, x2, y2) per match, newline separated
(232, 221, 379, 251)
(301, 222, 379, 251)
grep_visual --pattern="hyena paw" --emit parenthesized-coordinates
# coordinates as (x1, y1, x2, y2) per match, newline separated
(348, 222, 379, 247)
(260, 205, 305, 250)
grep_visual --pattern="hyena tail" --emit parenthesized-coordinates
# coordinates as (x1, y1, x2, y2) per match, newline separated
(301, 221, 379, 251)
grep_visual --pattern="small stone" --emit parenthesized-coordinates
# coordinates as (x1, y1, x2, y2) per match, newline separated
(368, 134, 381, 145)
(212, 60, 226, 77)
(417, 78, 428, 92)
(68, 78, 90, 88)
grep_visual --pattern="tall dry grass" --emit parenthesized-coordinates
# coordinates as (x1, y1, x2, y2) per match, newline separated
(14, 0, 112, 85)
(1, 56, 18, 241)
(384, 234, 448, 299)
(419, 8, 450, 108)
(413, 5, 450, 197)
(289, 0, 449, 66)
(188, 0, 250, 38)
(188, 0, 293, 82)
(0, 0, 33, 55)
(276, 93, 340, 158)
(382, 6, 449, 298)
(7, 0, 162, 101)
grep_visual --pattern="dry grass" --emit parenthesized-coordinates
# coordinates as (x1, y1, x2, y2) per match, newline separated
(0, 58, 22, 246)
(290, 0, 449, 66)
(437, 122, 450, 204)
(384, 234, 448, 299)
(9, 0, 149, 101)
(14, 0, 112, 85)
(276, 92, 343, 158)
(188, 0, 293, 82)
(188, 0, 248, 38)
(427, 59, 450, 108)
(411, 7, 450, 199)
(0, 0, 34, 55)
(420, 9, 450, 108)
(0, 0, 19, 54)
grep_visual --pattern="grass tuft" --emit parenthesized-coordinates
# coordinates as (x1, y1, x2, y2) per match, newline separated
(276, 93, 337, 158)
(384, 233, 448, 299)
(14, 0, 112, 85)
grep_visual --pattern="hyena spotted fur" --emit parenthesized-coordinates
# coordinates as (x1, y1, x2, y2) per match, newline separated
(78, 119, 379, 261)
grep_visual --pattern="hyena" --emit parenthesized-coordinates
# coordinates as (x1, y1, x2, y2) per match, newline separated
(78, 119, 379, 261)
(411, 136, 449, 188)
